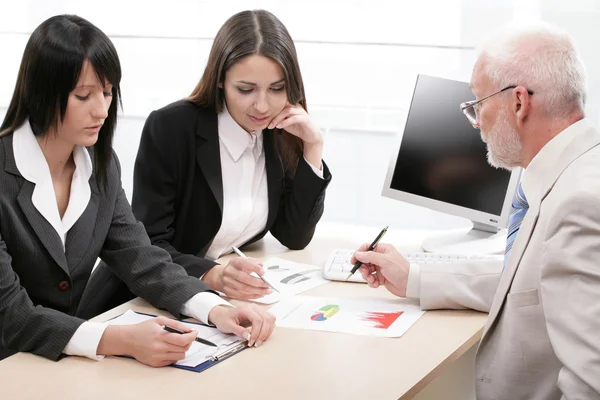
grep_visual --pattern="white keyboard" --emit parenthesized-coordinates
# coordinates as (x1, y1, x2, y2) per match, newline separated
(323, 248, 504, 283)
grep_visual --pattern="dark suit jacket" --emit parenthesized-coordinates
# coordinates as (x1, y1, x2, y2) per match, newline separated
(0, 132, 213, 361)
(132, 101, 331, 277)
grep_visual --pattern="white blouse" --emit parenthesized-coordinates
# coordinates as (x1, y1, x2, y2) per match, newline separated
(206, 107, 323, 259)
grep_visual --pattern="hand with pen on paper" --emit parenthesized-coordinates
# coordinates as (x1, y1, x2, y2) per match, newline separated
(202, 256, 273, 300)
(96, 305, 276, 368)
(98, 316, 198, 368)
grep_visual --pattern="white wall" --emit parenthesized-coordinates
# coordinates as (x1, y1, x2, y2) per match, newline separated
(1, 0, 599, 231)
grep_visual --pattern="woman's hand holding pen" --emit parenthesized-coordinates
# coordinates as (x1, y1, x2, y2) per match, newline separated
(208, 305, 276, 348)
(351, 243, 411, 298)
(203, 257, 272, 300)
(267, 103, 324, 170)
(97, 316, 196, 368)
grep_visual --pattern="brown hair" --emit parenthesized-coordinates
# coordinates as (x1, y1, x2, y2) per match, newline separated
(188, 9, 305, 177)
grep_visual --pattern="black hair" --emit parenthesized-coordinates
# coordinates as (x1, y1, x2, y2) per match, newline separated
(0, 14, 122, 188)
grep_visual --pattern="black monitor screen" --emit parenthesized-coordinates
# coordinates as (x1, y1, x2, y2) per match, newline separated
(389, 75, 511, 216)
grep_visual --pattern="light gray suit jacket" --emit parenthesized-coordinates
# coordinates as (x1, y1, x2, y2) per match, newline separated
(0, 132, 213, 361)
(417, 122, 600, 399)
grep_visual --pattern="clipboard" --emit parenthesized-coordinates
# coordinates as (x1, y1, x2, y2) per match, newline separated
(106, 310, 248, 373)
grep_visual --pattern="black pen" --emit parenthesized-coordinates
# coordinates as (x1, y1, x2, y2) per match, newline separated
(162, 324, 218, 347)
(346, 226, 389, 280)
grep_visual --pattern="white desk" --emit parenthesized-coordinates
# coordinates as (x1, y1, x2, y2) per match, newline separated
(0, 224, 485, 399)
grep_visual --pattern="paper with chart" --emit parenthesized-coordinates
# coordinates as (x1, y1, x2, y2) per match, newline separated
(251, 258, 329, 304)
(268, 296, 425, 337)
(107, 310, 244, 367)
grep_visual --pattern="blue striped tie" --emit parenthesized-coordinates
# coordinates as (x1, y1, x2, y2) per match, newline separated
(504, 184, 528, 269)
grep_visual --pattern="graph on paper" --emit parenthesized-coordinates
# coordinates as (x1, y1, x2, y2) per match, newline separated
(249, 258, 329, 305)
(360, 311, 404, 329)
(311, 305, 340, 321)
(269, 296, 425, 337)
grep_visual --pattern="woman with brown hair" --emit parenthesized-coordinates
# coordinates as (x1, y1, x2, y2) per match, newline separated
(131, 10, 331, 300)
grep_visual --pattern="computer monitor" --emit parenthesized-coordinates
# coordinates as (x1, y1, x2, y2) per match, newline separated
(382, 74, 522, 254)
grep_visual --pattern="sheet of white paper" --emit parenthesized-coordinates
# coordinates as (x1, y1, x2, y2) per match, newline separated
(107, 310, 245, 367)
(268, 296, 425, 337)
(249, 258, 329, 304)
(250, 291, 282, 305)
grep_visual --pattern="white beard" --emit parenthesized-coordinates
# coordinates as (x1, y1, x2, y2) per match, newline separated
(481, 108, 522, 170)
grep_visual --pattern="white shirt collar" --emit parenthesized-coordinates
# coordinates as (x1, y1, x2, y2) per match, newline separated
(13, 121, 55, 185)
(13, 121, 93, 184)
(521, 118, 590, 207)
(218, 106, 263, 162)
(13, 120, 93, 247)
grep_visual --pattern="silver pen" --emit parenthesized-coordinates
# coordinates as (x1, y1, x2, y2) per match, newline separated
(209, 341, 247, 361)
(231, 246, 280, 293)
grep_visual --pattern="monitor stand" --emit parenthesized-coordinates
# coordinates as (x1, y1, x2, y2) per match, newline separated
(421, 222, 507, 255)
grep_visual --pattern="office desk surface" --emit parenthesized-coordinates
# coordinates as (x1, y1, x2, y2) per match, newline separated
(0, 224, 487, 400)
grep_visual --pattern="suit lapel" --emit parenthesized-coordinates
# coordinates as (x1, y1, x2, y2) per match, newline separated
(196, 111, 223, 213)
(481, 122, 600, 342)
(65, 176, 99, 273)
(482, 206, 540, 337)
(17, 181, 69, 275)
(263, 130, 284, 232)
(4, 134, 69, 274)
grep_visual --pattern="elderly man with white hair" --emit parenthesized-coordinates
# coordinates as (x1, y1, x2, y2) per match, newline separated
(351, 22, 600, 400)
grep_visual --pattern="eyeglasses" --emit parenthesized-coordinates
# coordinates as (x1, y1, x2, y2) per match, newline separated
(460, 86, 534, 127)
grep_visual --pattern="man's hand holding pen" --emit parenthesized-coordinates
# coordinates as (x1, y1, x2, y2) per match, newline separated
(351, 243, 411, 298)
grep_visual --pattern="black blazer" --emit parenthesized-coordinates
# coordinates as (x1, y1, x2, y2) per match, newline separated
(0, 132, 212, 360)
(132, 101, 331, 277)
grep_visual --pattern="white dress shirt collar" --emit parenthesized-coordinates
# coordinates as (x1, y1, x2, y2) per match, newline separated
(521, 118, 590, 207)
(12, 120, 93, 247)
(218, 106, 263, 162)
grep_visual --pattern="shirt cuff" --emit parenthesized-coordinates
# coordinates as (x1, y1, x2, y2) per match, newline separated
(181, 292, 233, 325)
(63, 321, 109, 360)
(405, 263, 421, 299)
(304, 156, 324, 179)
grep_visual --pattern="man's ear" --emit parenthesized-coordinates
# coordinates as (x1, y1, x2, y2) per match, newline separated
(512, 86, 532, 127)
